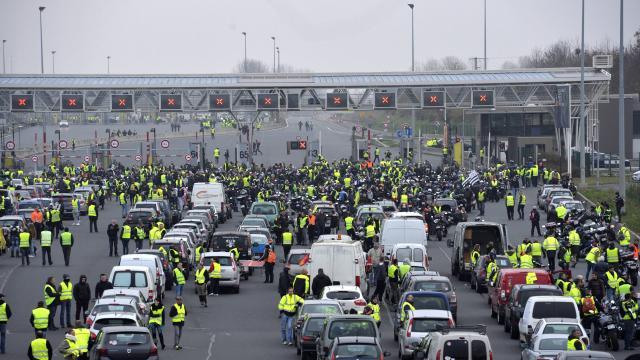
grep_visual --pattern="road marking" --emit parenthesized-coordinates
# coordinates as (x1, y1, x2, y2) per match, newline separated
(373, 138, 388, 148)
(438, 244, 452, 262)
(381, 301, 395, 328)
(0, 264, 20, 293)
(205, 333, 216, 360)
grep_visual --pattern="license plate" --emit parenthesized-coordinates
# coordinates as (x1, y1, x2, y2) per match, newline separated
(607, 324, 616, 329)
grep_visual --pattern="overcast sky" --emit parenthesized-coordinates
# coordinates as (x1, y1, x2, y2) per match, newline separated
(1, 0, 638, 74)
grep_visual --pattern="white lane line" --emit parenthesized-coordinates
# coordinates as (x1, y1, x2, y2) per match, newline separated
(438, 245, 452, 263)
(205, 333, 216, 360)
(373, 138, 388, 148)
(382, 302, 395, 328)
(0, 264, 20, 293)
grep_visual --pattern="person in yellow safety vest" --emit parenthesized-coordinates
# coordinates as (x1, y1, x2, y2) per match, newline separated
(214, 148, 220, 164)
(364, 224, 376, 251)
(566, 328, 586, 351)
(486, 257, 498, 285)
(519, 248, 534, 269)
(119, 192, 128, 218)
(88, 203, 98, 233)
(58, 274, 73, 328)
(71, 198, 80, 226)
(282, 230, 293, 260)
(605, 268, 620, 301)
(169, 297, 187, 350)
(400, 295, 416, 323)
(398, 260, 411, 281)
(618, 225, 631, 246)
(195, 243, 204, 264)
(134, 224, 146, 251)
(605, 242, 620, 267)
(542, 234, 559, 272)
(19, 228, 32, 266)
(73, 321, 90, 359)
(28, 331, 52, 360)
(49, 207, 62, 239)
(60, 228, 74, 267)
(530, 239, 543, 266)
(57, 330, 78, 359)
(567, 278, 583, 304)
(388, 259, 400, 305)
(400, 193, 409, 206)
(292, 270, 310, 298)
(120, 223, 132, 255)
(30, 301, 50, 336)
(525, 271, 538, 285)
(173, 263, 186, 297)
(505, 192, 515, 220)
(585, 244, 601, 280)
(470, 244, 481, 268)
(433, 205, 442, 214)
(505, 245, 518, 267)
(517, 239, 531, 259)
(567, 226, 581, 266)
(555, 204, 567, 222)
(229, 247, 239, 262)
(148, 298, 166, 350)
(517, 193, 526, 220)
(344, 215, 355, 238)
(208, 257, 222, 296)
(210, 127, 216, 138)
(366, 297, 381, 326)
(621, 293, 639, 350)
(194, 263, 209, 307)
(279, 287, 305, 345)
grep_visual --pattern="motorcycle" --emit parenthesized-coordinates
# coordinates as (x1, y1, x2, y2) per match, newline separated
(620, 250, 639, 286)
(598, 300, 620, 351)
(433, 215, 447, 241)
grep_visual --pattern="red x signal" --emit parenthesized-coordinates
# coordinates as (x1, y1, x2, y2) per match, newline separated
(118, 99, 127, 107)
(264, 97, 272, 105)
(381, 96, 390, 104)
(298, 140, 307, 149)
(18, 98, 27, 106)
(333, 97, 342, 105)
(167, 98, 176, 106)
(479, 95, 487, 102)
(429, 96, 439, 103)
(67, 98, 77, 106)
(216, 98, 224, 105)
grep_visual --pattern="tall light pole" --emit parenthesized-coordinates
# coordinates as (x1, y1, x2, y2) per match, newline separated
(38, 6, 45, 74)
(107, 56, 111, 74)
(483, 0, 487, 70)
(51, 50, 56, 74)
(271, 36, 276, 73)
(242, 32, 247, 72)
(579, 0, 586, 185)
(408, 3, 414, 72)
(2, 40, 6, 74)
(276, 46, 280, 73)
(618, 0, 625, 201)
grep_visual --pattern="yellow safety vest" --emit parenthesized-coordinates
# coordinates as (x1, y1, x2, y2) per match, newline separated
(278, 294, 303, 313)
(0, 303, 7, 322)
(543, 236, 558, 251)
(567, 338, 585, 351)
(88, 205, 97, 217)
(122, 225, 131, 239)
(568, 231, 581, 246)
(400, 301, 416, 322)
(606, 271, 620, 289)
(520, 255, 534, 268)
(43, 284, 57, 306)
(59, 281, 73, 301)
(30, 338, 49, 360)
(195, 268, 207, 285)
(71, 198, 79, 210)
(173, 268, 185, 285)
(606, 248, 619, 263)
(506, 251, 518, 266)
(60, 232, 72, 246)
(619, 227, 631, 246)
(388, 265, 398, 280)
(282, 232, 293, 245)
(19, 232, 30, 248)
(344, 217, 354, 230)
(585, 247, 600, 263)
(171, 304, 186, 323)
(211, 262, 221, 279)
(556, 206, 567, 220)
(32, 307, 50, 329)
(149, 306, 164, 326)
(368, 303, 380, 322)
(530, 242, 543, 256)
(505, 195, 515, 206)
(526, 272, 538, 284)
(74, 328, 90, 354)
(50, 210, 61, 222)
(400, 194, 409, 205)
(365, 225, 376, 238)
(519, 194, 526, 205)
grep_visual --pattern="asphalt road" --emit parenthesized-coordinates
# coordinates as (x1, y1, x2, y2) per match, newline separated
(0, 121, 634, 359)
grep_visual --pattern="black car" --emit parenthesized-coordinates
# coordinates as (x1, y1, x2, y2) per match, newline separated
(124, 209, 157, 232)
(470, 255, 512, 293)
(503, 284, 563, 339)
(296, 314, 329, 360)
(90, 326, 158, 360)
(209, 231, 252, 260)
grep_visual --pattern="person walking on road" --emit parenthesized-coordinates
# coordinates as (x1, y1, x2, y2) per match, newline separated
(621, 292, 638, 350)
(88, 202, 98, 233)
(542, 233, 559, 272)
(278, 267, 292, 298)
(71, 197, 80, 226)
(371, 256, 387, 302)
(19, 227, 32, 266)
(194, 263, 209, 307)
(40, 228, 53, 266)
(311, 268, 332, 299)
(0, 293, 12, 354)
(72, 275, 91, 323)
(529, 208, 542, 237)
(292, 269, 310, 298)
(148, 298, 166, 350)
(106, 220, 119, 257)
(169, 297, 187, 350)
(120, 222, 132, 255)
(173, 263, 186, 297)
(94, 274, 113, 299)
(505, 192, 515, 220)
(27, 331, 52, 360)
(281, 229, 293, 260)
(259, 245, 276, 283)
(30, 301, 50, 337)
(58, 274, 73, 328)
(278, 287, 304, 346)
(517, 192, 526, 220)
(43, 277, 59, 331)
(208, 257, 221, 296)
(60, 228, 74, 266)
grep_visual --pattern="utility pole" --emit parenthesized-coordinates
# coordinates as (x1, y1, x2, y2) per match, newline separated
(618, 0, 626, 201)
(276, 47, 280, 73)
(107, 56, 111, 74)
(38, 6, 45, 74)
(1, 40, 6, 74)
(242, 32, 247, 72)
(51, 50, 56, 74)
(408, 3, 416, 163)
(271, 36, 276, 73)
(579, 0, 586, 185)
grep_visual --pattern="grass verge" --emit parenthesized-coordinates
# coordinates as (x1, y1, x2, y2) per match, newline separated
(579, 185, 640, 234)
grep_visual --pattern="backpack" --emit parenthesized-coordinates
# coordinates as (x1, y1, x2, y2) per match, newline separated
(582, 296, 596, 315)
(529, 211, 536, 221)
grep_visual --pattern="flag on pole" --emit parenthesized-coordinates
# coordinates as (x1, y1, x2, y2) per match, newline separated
(462, 170, 480, 187)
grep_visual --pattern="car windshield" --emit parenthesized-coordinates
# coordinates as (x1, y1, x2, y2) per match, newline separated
(303, 318, 325, 335)
(538, 338, 567, 350)
(542, 324, 580, 335)
(381, 205, 396, 212)
(112, 272, 148, 288)
(242, 219, 266, 227)
(105, 332, 150, 346)
(251, 235, 268, 245)
(92, 304, 136, 314)
(495, 258, 512, 268)
(301, 304, 341, 315)
(328, 320, 376, 339)
(0, 219, 22, 228)
(414, 281, 451, 292)
(93, 318, 136, 331)
(519, 290, 560, 306)
(252, 204, 277, 215)
(412, 296, 448, 310)
(203, 256, 233, 267)
(396, 248, 424, 263)
(412, 318, 451, 332)
(325, 291, 360, 300)
(532, 302, 577, 319)
(288, 253, 308, 265)
(334, 344, 379, 358)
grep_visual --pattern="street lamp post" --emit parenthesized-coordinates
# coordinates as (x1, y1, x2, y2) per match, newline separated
(276, 47, 280, 73)
(242, 32, 247, 72)
(2, 40, 6, 74)
(408, 4, 416, 162)
(618, 0, 625, 201)
(107, 56, 111, 74)
(51, 50, 56, 74)
(483, 0, 487, 70)
(38, 6, 45, 74)
(408, 4, 414, 72)
(579, 0, 586, 185)
(271, 36, 276, 73)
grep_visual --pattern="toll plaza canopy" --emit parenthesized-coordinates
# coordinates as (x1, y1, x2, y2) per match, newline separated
(0, 67, 610, 113)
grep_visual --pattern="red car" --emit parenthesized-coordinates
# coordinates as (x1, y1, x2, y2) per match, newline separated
(488, 268, 553, 325)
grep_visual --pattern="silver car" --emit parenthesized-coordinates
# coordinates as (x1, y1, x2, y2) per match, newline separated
(397, 309, 455, 359)
(201, 251, 240, 293)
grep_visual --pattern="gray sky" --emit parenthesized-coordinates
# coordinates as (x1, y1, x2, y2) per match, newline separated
(1, 0, 638, 74)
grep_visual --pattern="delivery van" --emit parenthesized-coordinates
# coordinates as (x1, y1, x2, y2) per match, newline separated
(380, 218, 427, 257)
(308, 236, 368, 295)
(191, 182, 228, 223)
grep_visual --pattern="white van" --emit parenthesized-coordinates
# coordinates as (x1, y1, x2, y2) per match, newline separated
(191, 182, 228, 222)
(109, 265, 156, 303)
(391, 243, 430, 270)
(118, 254, 165, 299)
(308, 236, 368, 295)
(518, 296, 580, 344)
(380, 218, 427, 257)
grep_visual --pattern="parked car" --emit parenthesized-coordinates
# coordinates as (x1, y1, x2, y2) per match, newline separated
(89, 312, 144, 338)
(394, 291, 450, 341)
(555, 351, 615, 360)
(315, 315, 380, 360)
(504, 284, 563, 339)
(470, 255, 512, 293)
(411, 325, 493, 360)
(518, 296, 580, 345)
(295, 314, 328, 360)
(326, 336, 388, 360)
(85, 297, 146, 327)
(90, 326, 159, 360)
(450, 222, 508, 281)
(488, 269, 554, 325)
(397, 309, 455, 359)
(201, 251, 240, 293)
(405, 275, 457, 321)
(294, 299, 344, 333)
(320, 285, 367, 314)
(286, 248, 310, 276)
(521, 333, 572, 360)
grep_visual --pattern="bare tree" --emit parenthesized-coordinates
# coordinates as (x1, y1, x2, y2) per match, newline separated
(441, 56, 467, 70)
(233, 59, 270, 73)
(501, 60, 519, 69)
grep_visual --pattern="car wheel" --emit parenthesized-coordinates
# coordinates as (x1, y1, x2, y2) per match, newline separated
(510, 322, 519, 339)
(233, 286, 240, 294)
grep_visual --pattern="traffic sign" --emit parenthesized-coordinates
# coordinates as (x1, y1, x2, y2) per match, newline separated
(185, 154, 192, 161)
(4, 141, 15, 150)
(160, 139, 170, 149)
(58, 140, 68, 149)
(135, 154, 142, 161)
(84, 155, 90, 162)
(11, 94, 34, 112)
(31, 155, 38, 162)
(110, 139, 120, 148)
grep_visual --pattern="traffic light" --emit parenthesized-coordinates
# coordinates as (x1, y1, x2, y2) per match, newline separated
(289, 140, 307, 150)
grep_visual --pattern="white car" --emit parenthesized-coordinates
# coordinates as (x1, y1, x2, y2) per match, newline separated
(633, 170, 640, 182)
(320, 285, 367, 314)
(59, 120, 69, 127)
(398, 309, 455, 359)
(518, 296, 580, 344)
(201, 251, 240, 293)
(286, 248, 310, 276)
(530, 318, 587, 340)
(89, 312, 144, 337)
(521, 334, 571, 360)
(100, 289, 148, 314)
(85, 297, 146, 327)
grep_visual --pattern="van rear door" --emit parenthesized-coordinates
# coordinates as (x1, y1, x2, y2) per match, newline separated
(332, 246, 357, 286)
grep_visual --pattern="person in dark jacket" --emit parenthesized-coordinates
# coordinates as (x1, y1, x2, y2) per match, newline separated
(278, 267, 292, 298)
(94, 274, 113, 299)
(371, 256, 387, 301)
(72, 275, 91, 322)
(311, 268, 332, 298)
(529, 208, 542, 237)
(0, 293, 12, 354)
(587, 272, 606, 302)
(106, 220, 119, 257)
